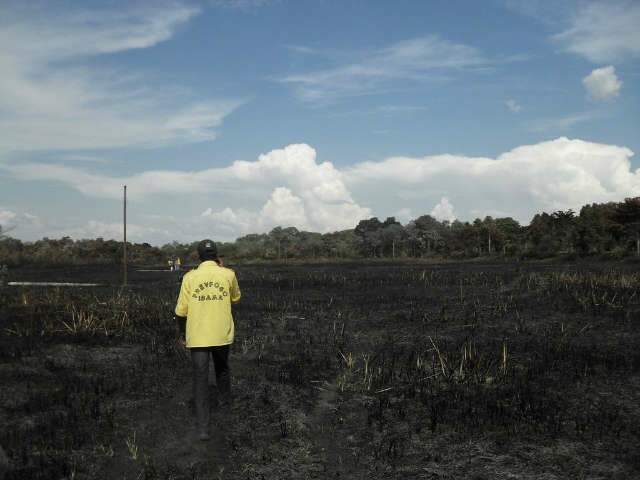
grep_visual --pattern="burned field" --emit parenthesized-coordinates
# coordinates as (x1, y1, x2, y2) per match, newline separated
(1, 261, 639, 479)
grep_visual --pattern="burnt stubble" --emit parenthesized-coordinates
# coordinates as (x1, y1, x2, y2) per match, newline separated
(0, 261, 638, 479)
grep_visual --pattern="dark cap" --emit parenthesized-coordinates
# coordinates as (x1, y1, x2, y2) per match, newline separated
(197, 239, 218, 260)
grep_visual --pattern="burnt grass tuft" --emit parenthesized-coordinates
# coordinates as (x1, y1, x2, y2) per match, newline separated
(0, 261, 639, 479)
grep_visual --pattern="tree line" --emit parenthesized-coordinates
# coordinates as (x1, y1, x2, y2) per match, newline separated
(1, 197, 639, 266)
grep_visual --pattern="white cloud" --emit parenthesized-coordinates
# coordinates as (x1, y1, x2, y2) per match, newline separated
(430, 197, 457, 222)
(3, 144, 371, 235)
(553, 1, 640, 63)
(0, 210, 17, 225)
(582, 66, 622, 101)
(505, 99, 521, 112)
(5, 139, 639, 243)
(345, 137, 639, 224)
(201, 207, 256, 236)
(280, 35, 490, 102)
(0, 3, 240, 152)
(200, 188, 313, 235)
(260, 187, 309, 229)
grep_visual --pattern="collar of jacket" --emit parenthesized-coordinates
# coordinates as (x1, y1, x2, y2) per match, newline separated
(198, 260, 219, 269)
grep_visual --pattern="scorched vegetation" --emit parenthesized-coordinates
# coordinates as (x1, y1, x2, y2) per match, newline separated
(0, 261, 638, 479)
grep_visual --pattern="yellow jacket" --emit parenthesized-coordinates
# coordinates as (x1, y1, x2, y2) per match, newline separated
(175, 261, 241, 347)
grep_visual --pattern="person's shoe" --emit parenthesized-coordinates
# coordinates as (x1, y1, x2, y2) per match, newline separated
(198, 429, 210, 441)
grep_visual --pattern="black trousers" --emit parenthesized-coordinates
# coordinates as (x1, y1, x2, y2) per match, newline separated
(190, 345, 230, 430)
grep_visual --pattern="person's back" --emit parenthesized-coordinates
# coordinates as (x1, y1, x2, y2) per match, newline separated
(175, 261, 240, 347)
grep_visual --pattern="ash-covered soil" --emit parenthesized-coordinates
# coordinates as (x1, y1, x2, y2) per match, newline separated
(0, 260, 639, 479)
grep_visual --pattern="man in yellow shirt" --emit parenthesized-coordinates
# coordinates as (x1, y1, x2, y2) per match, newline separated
(174, 239, 241, 441)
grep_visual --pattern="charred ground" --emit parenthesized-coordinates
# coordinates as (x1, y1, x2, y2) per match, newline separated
(0, 261, 639, 479)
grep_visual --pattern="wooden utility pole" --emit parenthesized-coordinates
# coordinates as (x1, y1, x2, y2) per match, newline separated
(123, 185, 127, 286)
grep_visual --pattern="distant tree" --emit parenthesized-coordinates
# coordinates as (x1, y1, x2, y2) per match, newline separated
(2, 197, 639, 264)
(235, 233, 270, 259)
(269, 226, 299, 259)
(612, 197, 640, 256)
(0, 235, 23, 266)
(479, 216, 498, 255)
(322, 230, 358, 257)
(571, 202, 619, 254)
(298, 231, 323, 258)
(408, 215, 444, 256)
(551, 210, 577, 253)
(354, 218, 384, 257)
(380, 217, 405, 257)
(494, 217, 522, 255)
(526, 213, 557, 257)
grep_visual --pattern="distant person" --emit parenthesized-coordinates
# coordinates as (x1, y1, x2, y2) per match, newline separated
(175, 257, 181, 271)
(174, 239, 241, 441)
(168, 259, 174, 272)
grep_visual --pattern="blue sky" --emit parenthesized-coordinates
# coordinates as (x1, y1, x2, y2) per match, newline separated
(0, 0, 639, 243)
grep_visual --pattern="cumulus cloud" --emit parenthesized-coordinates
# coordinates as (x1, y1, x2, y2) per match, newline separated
(345, 137, 639, 224)
(0, 3, 240, 152)
(583, 66, 622, 101)
(553, 1, 640, 63)
(200, 207, 255, 236)
(4, 139, 639, 243)
(260, 187, 308, 229)
(280, 35, 490, 102)
(3, 144, 371, 235)
(430, 197, 457, 222)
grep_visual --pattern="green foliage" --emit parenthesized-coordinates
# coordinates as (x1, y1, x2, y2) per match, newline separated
(1, 197, 639, 265)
